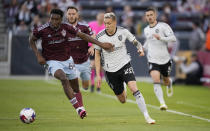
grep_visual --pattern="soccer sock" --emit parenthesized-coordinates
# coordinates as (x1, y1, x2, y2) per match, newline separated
(91, 69, 95, 86)
(133, 90, 149, 118)
(154, 83, 165, 105)
(75, 91, 83, 106)
(70, 97, 81, 109)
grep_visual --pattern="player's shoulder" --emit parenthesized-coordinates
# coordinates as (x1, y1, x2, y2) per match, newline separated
(78, 22, 89, 27)
(158, 22, 170, 27)
(37, 23, 50, 31)
(144, 25, 150, 32)
(96, 29, 106, 39)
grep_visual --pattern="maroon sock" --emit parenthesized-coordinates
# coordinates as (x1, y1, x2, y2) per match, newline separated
(75, 91, 83, 106)
(70, 97, 80, 109)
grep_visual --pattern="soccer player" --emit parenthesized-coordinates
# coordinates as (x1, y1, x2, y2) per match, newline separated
(95, 12, 155, 124)
(29, 9, 113, 119)
(143, 7, 176, 110)
(66, 6, 93, 106)
(88, 12, 105, 93)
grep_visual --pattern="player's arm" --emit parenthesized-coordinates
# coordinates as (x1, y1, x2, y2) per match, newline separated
(76, 31, 114, 51)
(29, 33, 46, 65)
(153, 24, 176, 42)
(133, 39, 144, 56)
(95, 49, 102, 87)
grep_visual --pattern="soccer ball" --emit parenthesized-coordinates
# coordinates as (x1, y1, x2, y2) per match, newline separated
(19, 108, 36, 124)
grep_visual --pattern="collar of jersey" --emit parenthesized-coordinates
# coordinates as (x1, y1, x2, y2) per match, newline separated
(149, 21, 158, 28)
(105, 27, 117, 36)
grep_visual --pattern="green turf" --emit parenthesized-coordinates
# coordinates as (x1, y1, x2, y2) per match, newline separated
(0, 79, 210, 131)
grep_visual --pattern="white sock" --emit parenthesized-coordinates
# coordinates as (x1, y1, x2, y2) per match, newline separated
(133, 90, 149, 118)
(154, 83, 165, 105)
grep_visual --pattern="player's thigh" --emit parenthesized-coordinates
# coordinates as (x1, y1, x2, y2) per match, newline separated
(160, 60, 172, 78)
(148, 63, 161, 83)
(78, 60, 91, 81)
(46, 60, 65, 77)
(62, 57, 78, 80)
(104, 71, 124, 95)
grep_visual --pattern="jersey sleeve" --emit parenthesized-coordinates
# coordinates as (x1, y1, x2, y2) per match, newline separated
(85, 25, 94, 36)
(33, 27, 41, 39)
(162, 23, 174, 37)
(94, 34, 102, 50)
(124, 29, 135, 42)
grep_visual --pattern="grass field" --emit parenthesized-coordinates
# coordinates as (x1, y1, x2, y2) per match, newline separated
(0, 78, 210, 131)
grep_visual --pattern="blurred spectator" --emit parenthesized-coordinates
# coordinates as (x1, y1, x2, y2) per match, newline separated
(106, 6, 114, 13)
(136, 15, 147, 37)
(16, 3, 32, 25)
(188, 0, 206, 13)
(189, 21, 205, 51)
(177, 0, 191, 13)
(160, 3, 176, 28)
(120, 5, 134, 25)
(5, 0, 19, 29)
(174, 52, 203, 85)
(23, 0, 38, 15)
(58, 0, 74, 12)
(204, 23, 210, 51)
(14, 21, 29, 35)
(122, 16, 135, 34)
(30, 15, 42, 31)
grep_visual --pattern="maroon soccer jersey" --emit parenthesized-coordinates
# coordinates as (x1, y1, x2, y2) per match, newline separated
(33, 22, 78, 61)
(67, 22, 93, 64)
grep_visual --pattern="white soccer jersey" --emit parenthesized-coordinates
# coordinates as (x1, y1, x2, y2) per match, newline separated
(143, 22, 176, 64)
(95, 26, 135, 72)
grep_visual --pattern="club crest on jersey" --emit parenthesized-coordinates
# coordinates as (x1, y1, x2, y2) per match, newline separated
(118, 35, 122, 41)
(61, 29, 66, 37)
(155, 29, 159, 33)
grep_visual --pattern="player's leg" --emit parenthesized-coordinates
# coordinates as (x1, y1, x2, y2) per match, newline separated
(80, 59, 91, 90)
(161, 60, 173, 97)
(65, 58, 87, 118)
(104, 71, 126, 103)
(90, 59, 95, 92)
(150, 70, 167, 110)
(123, 63, 155, 124)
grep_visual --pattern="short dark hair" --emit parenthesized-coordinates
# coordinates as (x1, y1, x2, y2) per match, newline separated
(50, 8, 64, 18)
(145, 7, 157, 13)
(67, 6, 78, 12)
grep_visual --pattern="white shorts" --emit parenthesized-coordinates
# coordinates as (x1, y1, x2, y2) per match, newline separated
(75, 59, 91, 81)
(46, 57, 77, 80)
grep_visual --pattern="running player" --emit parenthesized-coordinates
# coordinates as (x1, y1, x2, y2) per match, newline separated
(29, 9, 113, 119)
(95, 12, 155, 124)
(143, 7, 176, 110)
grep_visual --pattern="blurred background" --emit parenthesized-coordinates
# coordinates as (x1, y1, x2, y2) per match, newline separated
(0, 0, 209, 86)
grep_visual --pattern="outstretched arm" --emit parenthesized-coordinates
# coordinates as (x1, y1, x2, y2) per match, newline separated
(29, 34, 46, 65)
(77, 31, 114, 51)
(133, 39, 144, 56)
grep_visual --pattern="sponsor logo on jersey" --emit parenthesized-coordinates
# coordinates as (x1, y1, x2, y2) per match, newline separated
(61, 29, 66, 37)
(155, 29, 159, 33)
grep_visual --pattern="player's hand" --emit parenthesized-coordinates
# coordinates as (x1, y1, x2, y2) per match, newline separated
(37, 54, 46, 65)
(96, 75, 102, 88)
(102, 42, 114, 51)
(88, 46, 94, 56)
(153, 34, 161, 40)
(137, 48, 145, 56)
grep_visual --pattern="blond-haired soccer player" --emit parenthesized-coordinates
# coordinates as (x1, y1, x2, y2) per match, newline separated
(95, 12, 155, 124)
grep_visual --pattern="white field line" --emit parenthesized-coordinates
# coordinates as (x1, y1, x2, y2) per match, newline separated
(45, 80, 210, 123)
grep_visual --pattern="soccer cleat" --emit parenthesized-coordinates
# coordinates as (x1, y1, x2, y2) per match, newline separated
(77, 107, 87, 119)
(96, 88, 101, 93)
(145, 116, 156, 124)
(160, 104, 168, 110)
(166, 78, 173, 97)
(90, 85, 94, 93)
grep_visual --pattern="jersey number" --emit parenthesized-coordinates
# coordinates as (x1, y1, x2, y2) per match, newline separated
(124, 67, 134, 75)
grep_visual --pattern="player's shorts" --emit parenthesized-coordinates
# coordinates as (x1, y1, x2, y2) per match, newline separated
(46, 57, 77, 80)
(89, 54, 94, 60)
(104, 62, 136, 95)
(75, 59, 91, 81)
(148, 60, 172, 77)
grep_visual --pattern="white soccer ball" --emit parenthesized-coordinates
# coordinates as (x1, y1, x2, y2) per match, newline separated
(19, 108, 36, 124)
